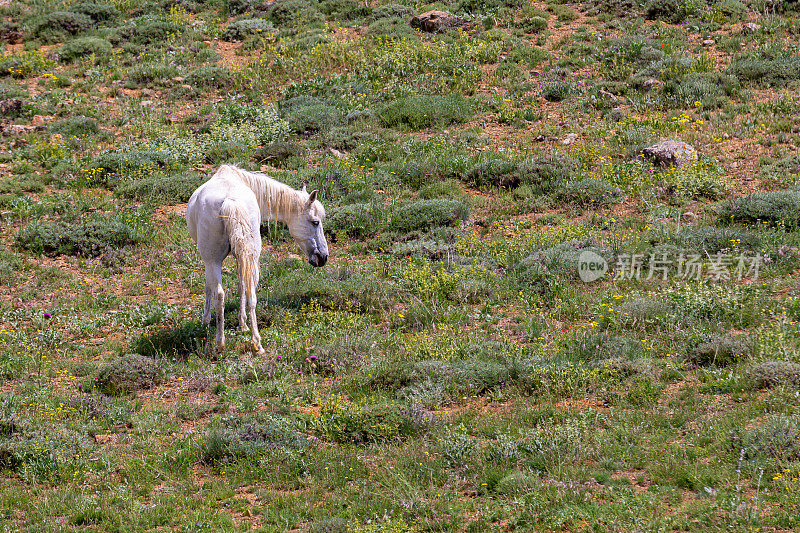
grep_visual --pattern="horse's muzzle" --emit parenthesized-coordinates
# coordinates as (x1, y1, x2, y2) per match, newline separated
(309, 251, 328, 267)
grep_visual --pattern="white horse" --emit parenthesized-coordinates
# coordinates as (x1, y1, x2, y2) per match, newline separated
(186, 164, 328, 355)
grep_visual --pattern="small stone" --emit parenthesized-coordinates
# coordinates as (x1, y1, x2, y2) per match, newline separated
(172, 76, 185, 82)
(743, 22, 761, 33)
(702, 39, 715, 45)
(642, 140, 698, 167)
(561, 133, 579, 145)
(0, 98, 22, 116)
(598, 89, 619, 103)
(3, 124, 37, 136)
(682, 211, 697, 223)
(409, 10, 464, 33)
(642, 78, 663, 90)
(140, 100, 154, 107)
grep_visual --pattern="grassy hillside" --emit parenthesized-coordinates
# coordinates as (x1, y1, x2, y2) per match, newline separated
(1, 0, 800, 530)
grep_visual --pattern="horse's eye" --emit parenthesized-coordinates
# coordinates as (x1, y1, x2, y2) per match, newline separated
(312, 220, 320, 227)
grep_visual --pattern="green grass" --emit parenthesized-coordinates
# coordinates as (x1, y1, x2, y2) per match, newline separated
(1, 0, 799, 530)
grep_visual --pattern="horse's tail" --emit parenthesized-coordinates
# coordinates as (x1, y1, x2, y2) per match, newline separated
(220, 199, 259, 297)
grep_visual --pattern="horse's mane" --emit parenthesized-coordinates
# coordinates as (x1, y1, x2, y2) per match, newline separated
(217, 164, 318, 221)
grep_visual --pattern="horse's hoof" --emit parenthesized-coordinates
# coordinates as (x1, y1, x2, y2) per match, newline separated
(239, 324, 249, 332)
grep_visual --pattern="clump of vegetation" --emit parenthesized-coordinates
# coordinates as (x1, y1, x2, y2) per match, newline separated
(718, 188, 800, 229)
(222, 18, 275, 41)
(741, 415, 800, 462)
(16, 212, 149, 257)
(729, 55, 800, 87)
(49, 116, 99, 137)
(94, 354, 161, 395)
(378, 95, 473, 130)
(748, 361, 800, 389)
(29, 12, 92, 43)
(200, 414, 307, 464)
(58, 37, 112, 63)
(114, 171, 206, 203)
(131, 321, 210, 359)
(389, 199, 470, 232)
(687, 334, 751, 367)
(313, 398, 421, 444)
(185, 65, 232, 89)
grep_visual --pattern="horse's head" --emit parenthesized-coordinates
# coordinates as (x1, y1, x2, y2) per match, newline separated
(287, 188, 328, 267)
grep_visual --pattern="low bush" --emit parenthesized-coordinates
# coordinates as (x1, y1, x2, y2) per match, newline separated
(687, 334, 751, 367)
(541, 80, 576, 102)
(185, 65, 231, 89)
(94, 354, 161, 395)
(729, 55, 800, 88)
(759, 154, 800, 188)
(131, 321, 210, 359)
(68, 2, 121, 23)
(326, 202, 384, 239)
(110, 18, 183, 46)
(741, 415, 800, 462)
(318, 0, 372, 21)
(126, 62, 179, 88)
(463, 157, 519, 189)
(378, 95, 473, 131)
(555, 178, 624, 207)
(748, 361, 800, 390)
(389, 199, 470, 232)
(30, 12, 92, 44)
(86, 148, 178, 187)
(222, 18, 275, 42)
(114, 171, 206, 203)
(718, 188, 800, 229)
(16, 212, 149, 257)
(281, 96, 343, 135)
(200, 414, 307, 464)
(263, 0, 325, 27)
(517, 16, 547, 33)
(313, 398, 422, 444)
(58, 37, 112, 63)
(49, 116, 99, 137)
(645, 0, 700, 23)
(517, 153, 579, 193)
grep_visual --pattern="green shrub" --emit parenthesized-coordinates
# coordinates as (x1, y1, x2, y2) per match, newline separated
(186, 65, 231, 89)
(30, 12, 92, 44)
(126, 62, 179, 88)
(748, 361, 800, 390)
(326, 202, 384, 239)
(729, 55, 800, 87)
(280, 96, 343, 135)
(49, 116, 99, 137)
(87, 148, 178, 186)
(114, 171, 206, 203)
(741, 415, 800, 462)
(313, 399, 421, 444)
(58, 37, 112, 63)
(517, 153, 579, 193)
(541, 80, 576, 102)
(645, 0, 700, 23)
(463, 157, 519, 189)
(131, 321, 210, 359)
(378, 95, 473, 130)
(252, 142, 306, 168)
(517, 16, 547, 33)
(68, 2, 120, 23)
(687, 334, 751, 367)
(370, 3, 414, 20)
(389, 199, 470, 232)
(200, 414, 307, 464)
(222, 18, 275, 41)
(555, 178, 624, 207)
(110, 18, 183, 46)
(669, 226, 761, 254)
(94, 354, 160, 395)
(718, 188, 800, 229)
(759, 154, 800, 188)
(263, 0, 325, 27)
(16, 212, 149, 257)
(318, 0, 371, 21)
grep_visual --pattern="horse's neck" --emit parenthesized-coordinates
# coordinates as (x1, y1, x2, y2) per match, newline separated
(237, 170, 297, 223)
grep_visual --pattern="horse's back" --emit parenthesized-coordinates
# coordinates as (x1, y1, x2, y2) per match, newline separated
(186, 170, 260, 259)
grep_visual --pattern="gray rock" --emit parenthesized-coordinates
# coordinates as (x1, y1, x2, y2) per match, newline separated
(2, 124, 38, 136)
(0, 99, 22, 116)
(410, 10, 464, 33)
(743, 22, 761, 33)
(642, 140, 698, 167)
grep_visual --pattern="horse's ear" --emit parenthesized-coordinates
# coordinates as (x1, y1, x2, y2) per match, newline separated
(307, 190, 318, 204)
(301, 182, 307, 193)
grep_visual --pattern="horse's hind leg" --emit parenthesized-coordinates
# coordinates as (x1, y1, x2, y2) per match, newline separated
(204, 260, 225, 352)
(246, 279, 265, 356)
(237, 279, 248, 332)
